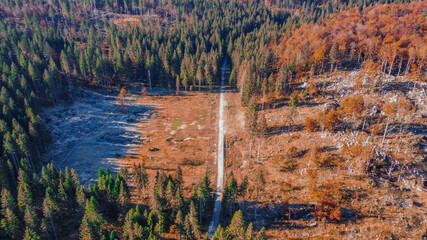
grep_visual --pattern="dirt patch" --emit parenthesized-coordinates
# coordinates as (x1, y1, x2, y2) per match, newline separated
(120, 91, 220, 201)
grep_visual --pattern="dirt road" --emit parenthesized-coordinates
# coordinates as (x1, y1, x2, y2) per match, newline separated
(208, 60, 227, 236)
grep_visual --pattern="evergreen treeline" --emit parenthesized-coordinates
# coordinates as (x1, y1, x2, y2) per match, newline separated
(0, 159, 130, 239)
(0, 159, 259, 239)
(0, 160, 208, 239)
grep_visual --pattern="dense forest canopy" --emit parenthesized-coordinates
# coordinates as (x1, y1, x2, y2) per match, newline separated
(0, 0, 425, 238)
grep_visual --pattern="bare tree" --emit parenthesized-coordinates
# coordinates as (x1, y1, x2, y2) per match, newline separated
(246, 98, 258, 158)
(254, 169, 266, 220)
(257, 113, 267, 162)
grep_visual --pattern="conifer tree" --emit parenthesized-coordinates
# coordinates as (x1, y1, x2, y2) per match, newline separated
(183, 201, 200, 240)
(222, 172, 238, 217)
(80, 196, 105, 240)
(329, 43, 339, 73)
(212, 225, 225, 240)
(23, 226, 40, 240)
(226, 210, 245, 239)
(255, 227, 268, 240)
(24, 204, 38, 231)
(0, 188, 21, 239)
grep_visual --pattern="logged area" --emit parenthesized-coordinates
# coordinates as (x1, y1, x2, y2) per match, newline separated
(42, 89, 154, 185)
(221, 72, 427, 239)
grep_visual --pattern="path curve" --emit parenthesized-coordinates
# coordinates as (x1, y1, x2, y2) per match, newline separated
(208, 59, 227, 236)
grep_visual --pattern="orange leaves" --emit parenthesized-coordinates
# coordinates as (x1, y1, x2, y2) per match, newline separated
(141, 87, 147, 96)
(338, 95, 365, 119)
(362, 59, 380, 73)
(397, 99, 414, 113)
(382, 102, 397, 117)
(119, 87, 126, 98)
(304, 117, 319, 132)
(313, 195, 343, 222)
(169, 224, 180, 235)
(275, 1, 425, 77)
(325, 110, 342, 131)
(312, 42, 328, 63)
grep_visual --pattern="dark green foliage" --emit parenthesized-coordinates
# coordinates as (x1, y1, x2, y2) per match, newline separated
(191, 175, 214, 224)
(122, 206, 150, 239)
(134, 164, 148, 194)
(86, 167, 130, 219)
(183, 201, 201, 240)
(222, 172, 238, 217)
(79, 196, 106, 240)
(213, 210, 267, 240)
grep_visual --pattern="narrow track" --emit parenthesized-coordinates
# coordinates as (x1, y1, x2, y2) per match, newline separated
(208, 60, 227, 236)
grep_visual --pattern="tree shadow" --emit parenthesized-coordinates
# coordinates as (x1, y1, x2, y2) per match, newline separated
(298, 101, 327, 107)
(387, 123, 427, 135)
(237, 201, 360, 230)
(375, 81, 414, 94)
(319, 146, 338, 152)
(268, 124, 304, 135)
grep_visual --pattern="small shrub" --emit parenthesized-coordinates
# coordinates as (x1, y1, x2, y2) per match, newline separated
(271, 154, 297, 172)
(304, 117, 319, 132)
(382, 103, 397, 117)
(371, 124, 382, 136)
(317, 154, 339, 168)
(313, 195, 343, 222)
(398, 99, 415, 113)
(309, 81, 318, 97)
(287, 146, 301, 158)
(325, 110, 342, 131)
(172, 119, 182, 130)
(181, 158, 202, 166)
(170, 224, 180, 235)
(338, 95, 364, 119)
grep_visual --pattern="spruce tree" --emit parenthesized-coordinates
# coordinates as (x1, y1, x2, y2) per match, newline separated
(80, 197, 105, 240)
(0, 189, 21, 239)
(226, 210, 245, 239)
(212, 225, 225, 240)
(23, 226, 40, 240)
(24, 204, 38, 230)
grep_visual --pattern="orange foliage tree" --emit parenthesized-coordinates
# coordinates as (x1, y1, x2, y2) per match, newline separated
(304, 117, 319, 132)
(275, 2, 426, 79)
(313, 195, 343, 222)
(325, 110, 342, 131)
